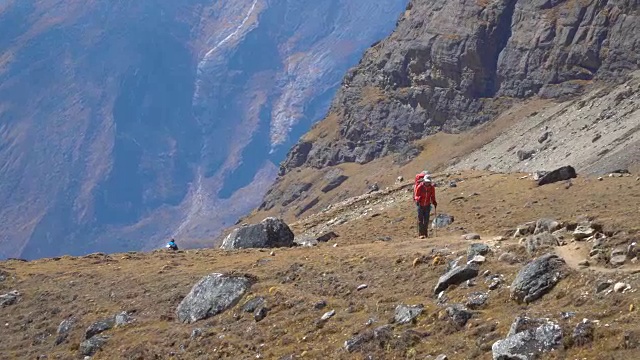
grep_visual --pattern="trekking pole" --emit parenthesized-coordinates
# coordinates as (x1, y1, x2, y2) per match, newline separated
(433, 206, 438, 238)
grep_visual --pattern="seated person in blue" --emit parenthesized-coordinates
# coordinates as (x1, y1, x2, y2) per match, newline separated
(166, 239, 178, 251)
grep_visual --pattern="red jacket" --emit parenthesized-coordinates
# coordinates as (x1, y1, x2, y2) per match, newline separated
(414, 182, 437, 207)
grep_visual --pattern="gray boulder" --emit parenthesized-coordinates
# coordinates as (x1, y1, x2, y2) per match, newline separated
(510, 254, 566, 304)
(0, 290, 20, 307)
(177, 273, 251, 323)
(394, 304, 423, 324)
(445, 304, 473, 328)
(55, 317, 76, 345)
(432, 214, 454, 229)
(492, 317, 563, 360)
(537, 166, 577, 186)
(533, 219, 561, 234)
(85, 318, 115, 339)
(434, 264, 480, 294)
(466, 292, 489, 310)
(80, 335, 109, 356)
(467, 243, 490, 260)
(115, 311, 134, 326)
(242, 297, 265, 313)
(523, 232, 559, 255)
(221, 218, 294, 250)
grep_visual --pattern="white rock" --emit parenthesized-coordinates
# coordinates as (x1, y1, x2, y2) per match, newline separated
(468, 255, 486, 264)
(321, 310, 336, 321)
(613, 282, 630, 293)
(356, 284, 368, 291)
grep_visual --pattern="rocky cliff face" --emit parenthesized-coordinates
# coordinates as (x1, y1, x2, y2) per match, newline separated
(279, 0, 640, 174)
(0, 0, 407, 259)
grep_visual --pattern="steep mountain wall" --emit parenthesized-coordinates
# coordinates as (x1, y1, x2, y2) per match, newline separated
(278, 0, 640, 175)
(0, 0, 407, 259)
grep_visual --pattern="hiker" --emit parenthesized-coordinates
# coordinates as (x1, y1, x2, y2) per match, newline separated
(414, 176, 437, 238)
(166, 239, 178, 251)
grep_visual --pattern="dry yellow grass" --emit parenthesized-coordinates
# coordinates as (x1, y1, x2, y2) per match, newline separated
(2, 171, 640, 359)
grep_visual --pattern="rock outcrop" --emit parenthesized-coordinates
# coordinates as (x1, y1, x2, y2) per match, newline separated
(221, 218, 295, 250)
(278, 0, 640, 175)
(177, 273, 251, 323)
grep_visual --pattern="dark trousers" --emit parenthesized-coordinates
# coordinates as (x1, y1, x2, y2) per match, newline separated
(417, 204, 431, 236)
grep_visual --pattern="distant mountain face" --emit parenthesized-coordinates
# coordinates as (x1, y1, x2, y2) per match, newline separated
(0, 0, 408, 259)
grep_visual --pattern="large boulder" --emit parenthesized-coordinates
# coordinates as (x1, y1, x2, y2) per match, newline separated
(537, 166, 577, 186)
(434, 263, 480, 294)
(492, 317, 563, 360)
(221, 218, 294, 250)
(510, 254, 566, 304)
(177, 273, 251, 323)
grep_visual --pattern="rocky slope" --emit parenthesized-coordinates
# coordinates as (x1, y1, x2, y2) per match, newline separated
(256, 0, 639, 221)
(2, 171, 640, 359)
(0, 0, 407, 259)
(278, 0, 639, 174)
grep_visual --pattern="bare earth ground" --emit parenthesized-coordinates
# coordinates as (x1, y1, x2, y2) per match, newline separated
(1, 172, 640, 359)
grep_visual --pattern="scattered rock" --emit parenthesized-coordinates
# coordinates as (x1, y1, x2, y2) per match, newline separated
(469, 255, 486, 264)
(498, 252, 519, 265)
(466, 292, 489, 309)
(55, 317, 76, 345)
(0, 290, 20, 307)
(432, 214, 455, 229)
(344, 331, 374, 353)
(560, 311, 576, 319)
(534, 219, 562, 234)
(573, 225, 595, 240)
(488, 277, 502, 290)
(367, 183, 380, 193)
(321, 310, 336, 321)
(316, 231, 339, 242)
(434, 263, 480, 294)
(467, 243, 490, 260)
(314, 300, 327, 310)
(394, 304, 423, 324)
(80, 335, 109, 356)
(114, 312, 134, 326)
(462, 233, 481, 241)
(191, 328, 203, 339)
(449, 181, 457, 188)
(510, 254, 567, 304)
(176, 273, 251, 323)
(243, 297, 265, 313)
(614, 282, 631, 293)
(85, 318, 115, 339)
(221, 218, 295, 250)
(445, 304, 473, 328)
(610, 254, 627, 267)
(357, 284, 368, 291)
(254, 306, 268, 322)
(513, 222, 536, 237)
(524, 232, 559, 255)
(538, 131, 550, 143)
(578, 260, 590, 267)
(517, 149, 535, 161)
(572, 319, 595, 347)
(537, 166, 577, 186)
(492, 317, 562, 360)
